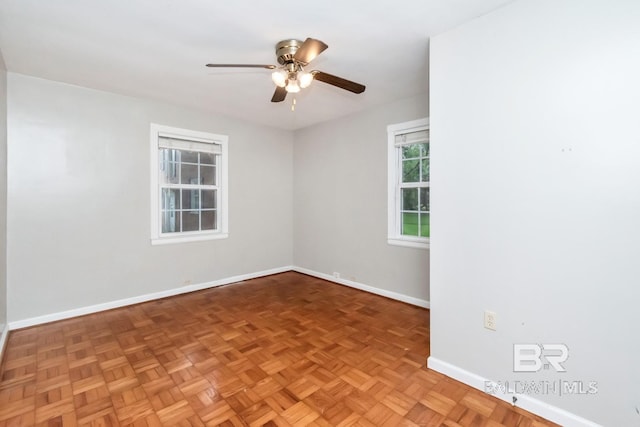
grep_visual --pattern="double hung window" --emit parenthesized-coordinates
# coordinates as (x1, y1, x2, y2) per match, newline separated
(150, 124, 228, 245)
(387, 118, 429, 249)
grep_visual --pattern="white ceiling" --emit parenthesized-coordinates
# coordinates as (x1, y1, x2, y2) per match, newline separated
(0, 0, 513, 130)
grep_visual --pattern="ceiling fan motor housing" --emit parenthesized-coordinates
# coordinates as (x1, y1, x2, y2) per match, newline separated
(275, 39, 304, 65)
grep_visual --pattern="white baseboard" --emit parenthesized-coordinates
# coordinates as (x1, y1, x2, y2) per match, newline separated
(8, 266, 293, 330)
(427, 356, 602, 427)
(292, 266, 430, 309)
(7, 265, 428, 330)
(0, 324, 9, 363)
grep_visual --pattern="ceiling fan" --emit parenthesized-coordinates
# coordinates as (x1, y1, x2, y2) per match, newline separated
(206, 38, 366, 103)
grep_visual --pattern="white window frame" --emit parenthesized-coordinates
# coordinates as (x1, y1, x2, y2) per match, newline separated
(150, 123, 229, 245)
(387, 118, 430, 249)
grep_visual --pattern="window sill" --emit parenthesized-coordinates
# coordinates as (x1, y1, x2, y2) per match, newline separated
(387, 237, 430, 250)
(151, 233, 229, 245)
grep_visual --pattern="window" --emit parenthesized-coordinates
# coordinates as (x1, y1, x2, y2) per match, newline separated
(387, 118, 429, 249)
(150, 124, 228, 245)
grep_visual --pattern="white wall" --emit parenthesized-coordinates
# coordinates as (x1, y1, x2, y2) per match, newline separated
(293, 94, 430, 303)
(0, 51, 7, 341)
(430, 0, 640, 425)
(7, 73, 293, 323)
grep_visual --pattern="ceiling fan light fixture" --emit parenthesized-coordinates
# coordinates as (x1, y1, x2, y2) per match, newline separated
(205, 37, 366, 103)
(285, 78, 300, 93)
(271, 69, 287, 87)
(298, 71, 313, 88)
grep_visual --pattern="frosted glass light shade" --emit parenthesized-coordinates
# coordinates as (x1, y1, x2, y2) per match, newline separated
(271, 70, 287, 87)
(285, 79, 300, 93)
(298, 71, 313, 88)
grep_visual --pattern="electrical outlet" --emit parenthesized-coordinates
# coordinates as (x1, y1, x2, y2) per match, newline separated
(333, 272, 340, 279)
(484, 310, 497, 331)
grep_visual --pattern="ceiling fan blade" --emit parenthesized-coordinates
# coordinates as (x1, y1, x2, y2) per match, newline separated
(312, 71, 366, 94)
(293, 38, 328, 64)
(206, 64, 276, 69)
(271, 86, 287, 103)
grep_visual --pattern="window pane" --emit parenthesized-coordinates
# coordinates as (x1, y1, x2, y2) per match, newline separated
(421, 159, 429, 182)
(202, 190, 216, 209)
(402, 144, 421, 159)
(161, 188, 180, 210)
(202, 210, 217, 230)
(182, 189, 200, 210)
(201, 153, 216, 165)
(181, 150, 198, 163)
(420, 213, 430, 238)
(420, 187, 430, 212)
(182, 211, 200, 232)
(201, 165, 216, 185)
(181, 163, 199, 184)
(421, 143, 429, 157)
(402, 212, 419, 236)
(159, 162, 179, 184)
(402, 159, 420, 182)
(161, 148, 179, 160)
(159, 149, 180, 184)
(402, 188, 418, 211)
(161, 210, 180, 233)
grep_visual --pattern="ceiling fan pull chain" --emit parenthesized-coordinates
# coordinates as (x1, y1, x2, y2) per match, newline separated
(291, 97, 297, 112)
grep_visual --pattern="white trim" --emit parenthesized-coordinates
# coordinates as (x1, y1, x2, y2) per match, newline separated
(387, 118, 429, 134)
(8, 266, 293, 330)
(151, 232, 229, 245)
(427, 357, 602, 427)
(150, 123, 229, 244)
(387, 238, 430, 250)
(0, 325, 9, 363)
(292, 266, 430, 309)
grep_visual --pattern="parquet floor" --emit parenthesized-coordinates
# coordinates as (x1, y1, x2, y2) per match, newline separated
(0, 272, 558, 426)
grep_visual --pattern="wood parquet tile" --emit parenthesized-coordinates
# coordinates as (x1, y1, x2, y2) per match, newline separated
(0, 272, 559, 426)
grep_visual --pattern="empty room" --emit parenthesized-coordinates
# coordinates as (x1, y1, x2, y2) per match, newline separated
(0, 0, 638, 426)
